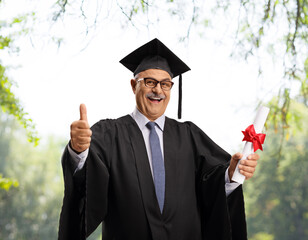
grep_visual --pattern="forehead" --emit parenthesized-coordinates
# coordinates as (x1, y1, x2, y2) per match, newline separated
(137, 69, 172, 80)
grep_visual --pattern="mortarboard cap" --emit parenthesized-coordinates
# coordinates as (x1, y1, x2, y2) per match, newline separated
(119, 38, 190, 119)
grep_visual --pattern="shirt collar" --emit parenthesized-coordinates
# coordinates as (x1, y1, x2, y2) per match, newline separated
(132, 107, 165, 131)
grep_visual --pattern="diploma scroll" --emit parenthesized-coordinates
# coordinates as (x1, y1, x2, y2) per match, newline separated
(231, 106, 270, 184)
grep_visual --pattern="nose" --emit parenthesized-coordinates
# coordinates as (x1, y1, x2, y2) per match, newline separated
(152, 82, 163, 94)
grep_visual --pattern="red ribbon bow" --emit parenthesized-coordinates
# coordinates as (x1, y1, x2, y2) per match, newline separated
(242, 124, 266, 152)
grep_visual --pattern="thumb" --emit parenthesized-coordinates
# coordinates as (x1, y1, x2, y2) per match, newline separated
(228, 152, 243, 181)
(79, 103, 88, 122)
(230, 152, 243, 169)
(232, 152, 243, 162)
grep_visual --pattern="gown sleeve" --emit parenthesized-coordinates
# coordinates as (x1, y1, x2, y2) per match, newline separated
(188, 121, 247, 240)
(58, 120, 112, 240)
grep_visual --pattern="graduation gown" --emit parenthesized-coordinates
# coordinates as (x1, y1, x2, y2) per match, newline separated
(58, 115, 247, 240)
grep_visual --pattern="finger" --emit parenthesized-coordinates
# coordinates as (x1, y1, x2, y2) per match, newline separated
(238, 164, 255, 174)
(74, 143, 90, 153)
(240, 159, 258, 167)
(77, 121, 90, 129)
(74, 136, 92, 145)
(239, 170, 254, 180)
(71, 129, 92, 139)
(247, 153, 260, 160)
(230, 152, 243, 165)
(80, 103, 88, 122)
(71, 120, 90, 130)
(232, 152, 243, 160)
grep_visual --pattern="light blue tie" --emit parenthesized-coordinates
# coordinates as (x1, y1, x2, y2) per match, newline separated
(146, 121, 165, 213)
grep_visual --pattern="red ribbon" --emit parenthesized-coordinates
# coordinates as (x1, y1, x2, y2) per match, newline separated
(242, 124, 266, 152)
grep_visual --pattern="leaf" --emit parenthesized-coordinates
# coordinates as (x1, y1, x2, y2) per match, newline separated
(0, 174, 19, 191)
(0, 63, 40, 145)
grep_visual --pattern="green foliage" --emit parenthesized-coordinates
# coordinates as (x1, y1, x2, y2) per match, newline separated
(265, 85, 307, 163)
(302, 57, 308, 104)
(0, 174, 19, 191)
(0, 11, 39, 147)
(0, 116, 65, 239)
(245, 101, 308, 239)
(0, 66, 39, 146)
(0, 36, 11, 49)
(230, 0, 308, 130)
(250, 232, 274, 240)
(0, 0, 41, 209)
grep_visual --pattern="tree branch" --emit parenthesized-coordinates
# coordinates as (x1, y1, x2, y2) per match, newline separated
(184, 0, 197, 41)
(52, 0, 68, 21)
(291, 0, 301, 56)
(116, 0, 137, 28)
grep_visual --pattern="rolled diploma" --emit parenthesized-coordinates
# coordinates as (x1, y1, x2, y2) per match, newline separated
(231, 106, 270, 184)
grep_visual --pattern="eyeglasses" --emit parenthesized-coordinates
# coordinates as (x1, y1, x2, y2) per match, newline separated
(137, 78, 174, 91)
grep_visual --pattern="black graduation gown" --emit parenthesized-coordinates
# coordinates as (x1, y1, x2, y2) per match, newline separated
(58, 115, 247, 240)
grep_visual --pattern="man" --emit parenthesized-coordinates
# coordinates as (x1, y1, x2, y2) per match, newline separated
(58, 38, 259, 240)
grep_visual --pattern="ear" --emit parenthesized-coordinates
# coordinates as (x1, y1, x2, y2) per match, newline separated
(130, 79, 137, 94)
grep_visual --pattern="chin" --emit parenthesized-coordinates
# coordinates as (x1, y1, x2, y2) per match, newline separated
(146, 110, 161, 119)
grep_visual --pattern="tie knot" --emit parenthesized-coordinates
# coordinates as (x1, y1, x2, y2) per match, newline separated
(146, 121, 156, 130)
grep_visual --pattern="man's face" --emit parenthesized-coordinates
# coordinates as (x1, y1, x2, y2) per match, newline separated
(131, 69, 172, 121)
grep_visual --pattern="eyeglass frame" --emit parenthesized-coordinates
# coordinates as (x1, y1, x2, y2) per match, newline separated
(136, 77, 174, 91)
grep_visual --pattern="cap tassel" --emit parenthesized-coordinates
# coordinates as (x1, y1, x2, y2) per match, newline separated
(178, 74, 182, 119)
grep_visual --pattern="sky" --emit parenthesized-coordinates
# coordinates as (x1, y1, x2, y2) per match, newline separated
(1, 0, 284, 153)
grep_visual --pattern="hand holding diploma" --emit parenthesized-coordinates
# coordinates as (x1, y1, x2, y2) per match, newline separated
(229, 106, 270, 184)
(228, 152, 260, 182)
(70, 104, 92, 153)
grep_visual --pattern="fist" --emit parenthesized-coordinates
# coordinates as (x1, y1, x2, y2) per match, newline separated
(70, 104, 92, 153)
(228, 152, 259, 181)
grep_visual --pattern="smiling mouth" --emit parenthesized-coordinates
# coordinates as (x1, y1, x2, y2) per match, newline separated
(148, 96, 163, 103)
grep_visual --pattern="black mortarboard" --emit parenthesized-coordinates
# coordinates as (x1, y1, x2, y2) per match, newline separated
(120, 38, 190, 119)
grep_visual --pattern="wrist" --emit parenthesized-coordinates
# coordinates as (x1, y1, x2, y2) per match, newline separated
(69, 141, 82, 154)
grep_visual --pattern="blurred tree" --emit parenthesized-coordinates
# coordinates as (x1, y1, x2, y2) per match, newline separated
(0, 12, 39, 145)
(0, 115, 65, 239)
(0, 114, 19, 191)
(0, 3, 39, 190)
(244, 100, 308, 239)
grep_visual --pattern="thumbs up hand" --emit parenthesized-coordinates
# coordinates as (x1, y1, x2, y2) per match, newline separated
(70, 104, 92, 153)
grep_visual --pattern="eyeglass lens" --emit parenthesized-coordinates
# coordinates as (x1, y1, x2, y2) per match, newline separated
(144, 78, 173, 90)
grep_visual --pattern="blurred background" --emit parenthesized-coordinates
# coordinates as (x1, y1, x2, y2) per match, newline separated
(0, 0, 307, 239)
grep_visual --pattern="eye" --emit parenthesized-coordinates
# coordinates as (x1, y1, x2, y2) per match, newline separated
(160, 82, 169, 87)
(145, 79, 156, 86)
(161, 81, 172, 88)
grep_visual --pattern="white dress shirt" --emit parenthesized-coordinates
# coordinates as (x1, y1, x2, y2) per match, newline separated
(68, 108, 240, 196)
